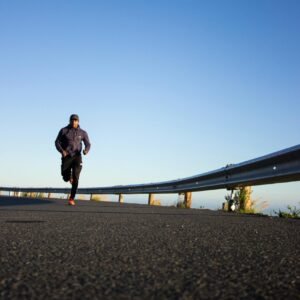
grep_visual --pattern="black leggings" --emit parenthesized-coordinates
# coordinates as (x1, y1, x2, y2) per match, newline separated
(61, 154, 82, 199)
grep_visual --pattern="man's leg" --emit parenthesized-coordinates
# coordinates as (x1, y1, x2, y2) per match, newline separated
(61, 156, 73, 182)
(70, 155, 82, 199)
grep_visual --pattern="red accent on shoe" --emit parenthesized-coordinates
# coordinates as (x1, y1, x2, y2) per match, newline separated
(68, 198, 75, 206)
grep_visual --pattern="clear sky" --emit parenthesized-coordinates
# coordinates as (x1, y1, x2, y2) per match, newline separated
(1, 0, 299, 212)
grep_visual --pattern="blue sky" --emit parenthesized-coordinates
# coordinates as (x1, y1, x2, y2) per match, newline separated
(1, 0, 299, 211)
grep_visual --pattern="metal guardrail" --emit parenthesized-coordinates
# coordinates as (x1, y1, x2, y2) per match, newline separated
(1, 144, 300, 196)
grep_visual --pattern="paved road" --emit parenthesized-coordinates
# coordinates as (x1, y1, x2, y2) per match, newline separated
(0, 196, 299, 299)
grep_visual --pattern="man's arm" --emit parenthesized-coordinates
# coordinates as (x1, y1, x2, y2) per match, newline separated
(82, 131, 91, 155)
(55, 129, 67, 157)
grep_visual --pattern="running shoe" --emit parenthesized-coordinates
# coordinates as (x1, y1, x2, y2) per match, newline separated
(68, 198, 75, 206)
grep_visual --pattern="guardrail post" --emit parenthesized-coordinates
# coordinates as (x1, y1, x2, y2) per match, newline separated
(148, 193, 155, 205)
(118, 194, 124, 203)
(90, 194, 93, 201)
(184, 192, 192, 208)
(48, 193, 51, 199)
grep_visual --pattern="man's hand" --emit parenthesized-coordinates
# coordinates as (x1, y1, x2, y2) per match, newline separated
(62, 150, 68, 158)
(83, 150, 88, 155)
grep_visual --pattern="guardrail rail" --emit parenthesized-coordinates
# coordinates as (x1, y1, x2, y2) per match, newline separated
(1, 144, 300, 206)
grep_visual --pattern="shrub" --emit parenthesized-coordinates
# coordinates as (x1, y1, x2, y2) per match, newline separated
(224, 187, 268, 214)
(176, 200, 189, 209)
(275, 204, 300, 219)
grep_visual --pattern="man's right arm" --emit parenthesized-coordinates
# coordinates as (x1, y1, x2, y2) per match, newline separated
(55, 129, 65, 155)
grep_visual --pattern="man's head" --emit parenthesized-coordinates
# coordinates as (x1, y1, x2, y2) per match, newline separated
(69, 114, 79, 128)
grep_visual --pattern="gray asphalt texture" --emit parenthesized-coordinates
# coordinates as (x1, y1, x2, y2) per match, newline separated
(0, 196, 299, 300)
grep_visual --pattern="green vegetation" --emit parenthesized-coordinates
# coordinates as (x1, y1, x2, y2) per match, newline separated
(176, 200, 190, 209)
(274, 203, 300, 219)
(224, 186, 268, 214)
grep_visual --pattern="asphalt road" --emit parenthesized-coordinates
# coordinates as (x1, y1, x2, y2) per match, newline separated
(0, 196, 299, 299)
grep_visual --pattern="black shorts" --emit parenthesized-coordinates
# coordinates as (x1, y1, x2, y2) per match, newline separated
(61, 154, 82, 183)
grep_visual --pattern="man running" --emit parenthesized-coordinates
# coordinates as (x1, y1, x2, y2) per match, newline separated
(55, 114, 91, 205)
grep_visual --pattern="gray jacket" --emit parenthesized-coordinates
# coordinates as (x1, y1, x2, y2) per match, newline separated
(55, 125, 91, 157)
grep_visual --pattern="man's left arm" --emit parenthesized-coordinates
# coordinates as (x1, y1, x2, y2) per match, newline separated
(82, 131, 91, 155)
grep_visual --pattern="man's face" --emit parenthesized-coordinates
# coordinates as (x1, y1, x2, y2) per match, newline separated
(70, 119, 79, 128)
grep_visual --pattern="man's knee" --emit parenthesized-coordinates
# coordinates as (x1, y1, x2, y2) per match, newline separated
(61, 167, 71, 182)
(62, 175, 70, 182)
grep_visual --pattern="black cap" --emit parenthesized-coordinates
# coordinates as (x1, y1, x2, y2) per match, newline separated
(70, 114, 79, 121)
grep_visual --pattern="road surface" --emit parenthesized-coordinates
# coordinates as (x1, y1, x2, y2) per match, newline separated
(0, 196, 299, 299)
